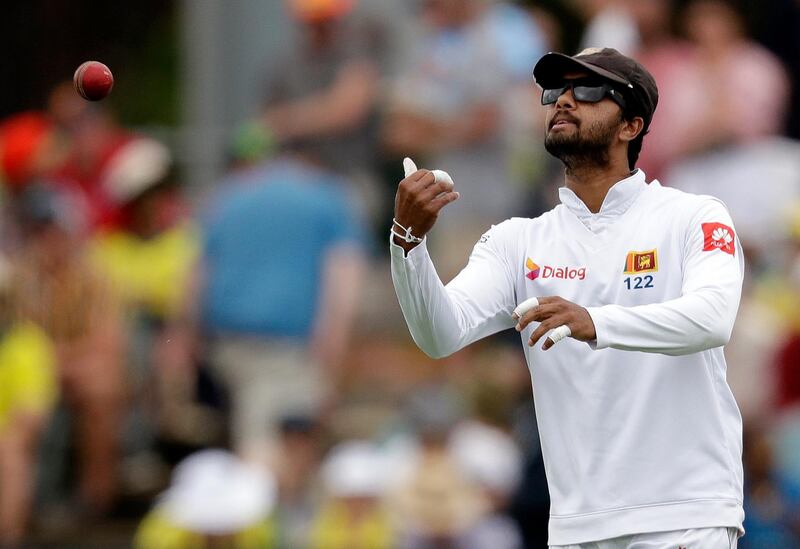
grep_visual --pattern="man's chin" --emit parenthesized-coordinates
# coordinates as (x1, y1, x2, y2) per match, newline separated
(544, 140, 611, 169)
(544, 135, 579, 157)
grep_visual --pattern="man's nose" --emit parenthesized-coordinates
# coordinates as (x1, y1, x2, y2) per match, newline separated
(556, 87, 576, 109)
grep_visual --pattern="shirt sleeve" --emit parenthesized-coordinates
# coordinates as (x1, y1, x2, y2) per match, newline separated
(586, 198, 744, 356)
(390, 222, 519, 359)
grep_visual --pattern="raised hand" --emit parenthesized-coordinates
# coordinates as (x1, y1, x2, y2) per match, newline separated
(392, 157, 459, 253)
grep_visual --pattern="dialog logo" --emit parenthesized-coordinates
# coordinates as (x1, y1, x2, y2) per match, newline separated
(525, 258, 540, 280)
(525, 257, 586, 281)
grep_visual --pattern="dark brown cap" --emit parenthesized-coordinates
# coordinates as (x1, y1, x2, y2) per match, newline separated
(533, 48, 659, 129)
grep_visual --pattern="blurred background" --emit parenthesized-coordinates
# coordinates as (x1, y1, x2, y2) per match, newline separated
(1, 0, 799, 547)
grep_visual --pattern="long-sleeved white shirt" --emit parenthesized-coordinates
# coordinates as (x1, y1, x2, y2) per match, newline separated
(390, 170, 745, 545)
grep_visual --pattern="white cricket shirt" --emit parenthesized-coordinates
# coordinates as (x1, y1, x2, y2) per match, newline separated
(390, 169, 745, 545)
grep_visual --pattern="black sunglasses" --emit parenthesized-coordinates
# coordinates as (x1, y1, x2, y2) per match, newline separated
(541, 80, 626, 109)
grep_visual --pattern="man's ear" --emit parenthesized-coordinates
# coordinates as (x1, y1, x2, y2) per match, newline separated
(620, 116, 645, 143)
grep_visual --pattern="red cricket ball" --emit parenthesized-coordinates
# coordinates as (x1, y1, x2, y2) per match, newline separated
(73, 61, 114, 101)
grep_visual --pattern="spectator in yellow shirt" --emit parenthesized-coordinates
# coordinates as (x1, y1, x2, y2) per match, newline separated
(310, 441, 394, 549)
(134, 449, 277, 549)
(11, 184, 125, 516)
(87, 138, 203, 468)
(0, 258, 57, 544)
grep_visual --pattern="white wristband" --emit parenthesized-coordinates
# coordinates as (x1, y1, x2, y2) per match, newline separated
(391, 218, 423, 244)
(547, 325, 572, 345)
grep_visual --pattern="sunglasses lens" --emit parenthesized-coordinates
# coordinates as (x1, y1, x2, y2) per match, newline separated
(573, 85, 607, 103)
(541, 81, 624, 107)
(541, 87, 563, 105)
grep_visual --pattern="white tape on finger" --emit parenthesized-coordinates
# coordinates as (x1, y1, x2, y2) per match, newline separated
(547, 325, 572, 345)
(403, 157, 418, 178)
(512, 297, 539, 320)
(432, 169, 454, 188)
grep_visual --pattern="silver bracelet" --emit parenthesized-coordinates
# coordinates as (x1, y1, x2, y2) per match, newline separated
(391, 218, 423, 244)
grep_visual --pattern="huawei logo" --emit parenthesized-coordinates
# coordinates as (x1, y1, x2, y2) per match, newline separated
(702, 222, 736, 256)
(711, 227, 733, 246)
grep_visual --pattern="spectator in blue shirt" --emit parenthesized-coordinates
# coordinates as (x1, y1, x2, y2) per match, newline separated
(172, 151, 366, 480)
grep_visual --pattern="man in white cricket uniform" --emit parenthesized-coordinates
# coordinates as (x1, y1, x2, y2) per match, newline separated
(389, 48, 744, 548)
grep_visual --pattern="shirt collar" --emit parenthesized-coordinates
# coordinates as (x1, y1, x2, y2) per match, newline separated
(558, 169, 648, 231)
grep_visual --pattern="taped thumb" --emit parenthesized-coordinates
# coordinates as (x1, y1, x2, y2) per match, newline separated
(403, 157, 418, 178)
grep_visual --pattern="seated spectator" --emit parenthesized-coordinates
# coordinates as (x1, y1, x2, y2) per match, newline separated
(635, 0, 790, 180)
(90, 138, 197, 321)
(0, 111, 71, 259)
(134, 449, 277, 548)
(763, 205, 800, 414)
(0, 112, 66, 196)
(741, 426, 800, 547)
(0, 259, 58, 545)
(272, 415, 325, 548)
(309, 441, 393, 549)
(450, 420, 524, 548)
(665, 138, 800, 261)
(578, 0, 639, 55)
(88, 139, 204, 469)
(679, 0, 789, 147)
(387, 385, 487, 547)
(722, 202, 800, 423)
(47, 81, 134, 232)
(9, 185, 125, 517)
(628, 0, 702, 181)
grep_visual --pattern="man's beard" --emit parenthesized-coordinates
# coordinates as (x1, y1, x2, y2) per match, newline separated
(544, 114, 621, 171)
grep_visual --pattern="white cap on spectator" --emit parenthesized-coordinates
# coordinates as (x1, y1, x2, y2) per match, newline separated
(322, 440, 388, 498)
(449, 422, 522, 496)
(158, 449, 276, 534)
(103, 138, 171, 204)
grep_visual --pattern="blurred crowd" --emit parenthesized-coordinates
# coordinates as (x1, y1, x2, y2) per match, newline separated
(1, 0, 800, 547)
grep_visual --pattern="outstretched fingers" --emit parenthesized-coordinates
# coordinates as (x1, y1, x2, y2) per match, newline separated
(512, 296, 578, 350)
(515, 301, 559, 332)
(513, 296, 594, 350)
(418, 178, 457, 202)
(542, 325, 572, 350)
(528, 316, 562, 347)
(427, 190, 460, 213)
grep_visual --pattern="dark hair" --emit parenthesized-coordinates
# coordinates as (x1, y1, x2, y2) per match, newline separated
(621, 99, 648, 170)
(627, 126, 646, 171)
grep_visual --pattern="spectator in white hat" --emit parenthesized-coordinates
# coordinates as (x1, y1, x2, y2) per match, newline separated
(310, 440, 394, 549)
(134, 449, 277, 548)
(88, 137, 205, 492)
(449, 421, 524, 549)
